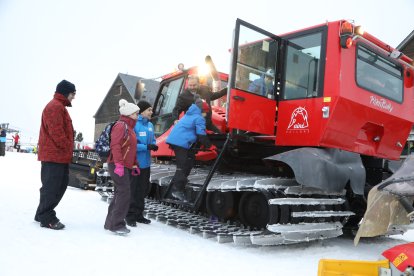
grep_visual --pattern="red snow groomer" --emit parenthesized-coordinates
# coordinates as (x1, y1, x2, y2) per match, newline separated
(138, 19, 414, 246)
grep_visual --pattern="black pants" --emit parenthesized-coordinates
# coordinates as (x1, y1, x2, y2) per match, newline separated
(170, 146, 196, 192)
(206, 115, 221, 133)
(0, 142, 5, 156)
(104, 163, 132, 231)
(35, 162, 69, 224)
(126, 167, 150, 222)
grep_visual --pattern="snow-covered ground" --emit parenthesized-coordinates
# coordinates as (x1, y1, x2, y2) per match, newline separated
(0, 151, 413, 276)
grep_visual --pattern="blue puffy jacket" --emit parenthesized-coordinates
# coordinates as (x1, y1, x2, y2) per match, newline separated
(166, 104, 207, 149)
(134, 115, 156, 169)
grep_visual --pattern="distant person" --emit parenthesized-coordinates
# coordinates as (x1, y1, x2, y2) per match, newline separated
(166, 97, 216, 201)
(126, 100, 157, 227)
(172, 74, 227, 133)
(248, 69, 274, 97)
(104, 99, 140, 235)
(35, 80, 76, 230)
(12, 132, 20, 149)
(0, 128, 6, 156)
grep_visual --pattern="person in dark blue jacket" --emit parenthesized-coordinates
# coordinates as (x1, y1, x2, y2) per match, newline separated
(166, 97, 216, 201)
(126, 101, 158, 226)
(248, 69, 275, 97)
(0, 128, 7, 156)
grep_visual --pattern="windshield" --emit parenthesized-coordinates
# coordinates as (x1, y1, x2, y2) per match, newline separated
(157, 77, 185, 116)
(152, 73, 227, 136)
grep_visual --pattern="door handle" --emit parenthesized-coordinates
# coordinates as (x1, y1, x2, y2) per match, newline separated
(233, 95, 245, 101)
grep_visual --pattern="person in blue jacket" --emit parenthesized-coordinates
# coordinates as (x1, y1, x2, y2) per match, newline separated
(166, 97, 216, 201)
(126, 100, 158, 226)
(248, 68, 275, 97)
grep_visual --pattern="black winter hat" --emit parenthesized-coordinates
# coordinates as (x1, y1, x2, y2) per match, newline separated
(56, 80, 76, 97)
(137, 100, 152, 114)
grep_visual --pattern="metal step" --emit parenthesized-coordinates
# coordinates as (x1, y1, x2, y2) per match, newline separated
(150, 171, 175, 184)
(206, 177, 235, 191)
(291, 211, 355, 218)
(267, 222, 343, 233)
(285, 186, 346, 196)
(254, 178, 299, 190)
(283, 227, 343, 242)
(268, 197, 345, 205)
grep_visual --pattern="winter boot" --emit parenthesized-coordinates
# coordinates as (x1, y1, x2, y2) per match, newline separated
(40, 221, 65, 230)
(111, 227, 130, 236)
(171, 191, 186, 201)
(137, 217, 151, 224)
(126, 220, 137, 227)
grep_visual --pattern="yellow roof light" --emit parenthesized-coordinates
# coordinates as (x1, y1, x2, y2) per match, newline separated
(355, 25, 364, 36)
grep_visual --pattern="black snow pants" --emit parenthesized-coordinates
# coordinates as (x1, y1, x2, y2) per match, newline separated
(104, 163, 132, 231)
(35, 162, 69, 225)
(170, 145, 196, 192)
(0, 142, 5, 156)
(126, 167, 150, 222)
(206, 117, 221, 133)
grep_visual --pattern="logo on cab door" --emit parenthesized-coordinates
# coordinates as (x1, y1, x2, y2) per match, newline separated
(287, 107, 309, 133)
(369, 96, 393, 112)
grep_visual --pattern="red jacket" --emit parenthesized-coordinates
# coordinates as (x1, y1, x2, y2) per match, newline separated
(12, 134, 20, 143)
(107, 115, 138, 169)
(38, 93, 74, 163)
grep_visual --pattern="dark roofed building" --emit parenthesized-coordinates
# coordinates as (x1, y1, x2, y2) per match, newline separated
(397, 30, 414, 60)
(93, 73, 159, 140)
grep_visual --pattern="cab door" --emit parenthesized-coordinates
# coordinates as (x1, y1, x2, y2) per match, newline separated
(227, 19, 282, 135)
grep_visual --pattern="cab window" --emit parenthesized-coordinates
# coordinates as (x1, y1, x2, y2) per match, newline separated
(234, 25, 279, 98)
(356, 45, 403, 103)
(152, 77, 184, 136)
(283, 31, 324, 100)
(157, 77, 184, 116)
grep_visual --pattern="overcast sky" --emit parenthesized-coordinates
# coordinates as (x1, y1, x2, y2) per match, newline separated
(0, 0, 413, 143)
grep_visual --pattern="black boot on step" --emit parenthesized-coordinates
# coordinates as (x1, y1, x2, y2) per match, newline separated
(137, 217, 151, 224)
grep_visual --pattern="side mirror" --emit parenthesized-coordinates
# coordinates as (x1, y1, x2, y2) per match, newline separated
(134, 80, 145, 100)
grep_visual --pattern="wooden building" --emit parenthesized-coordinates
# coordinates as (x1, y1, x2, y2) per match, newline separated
(93, 73, 159, 140)
(397, 30, 414, 60)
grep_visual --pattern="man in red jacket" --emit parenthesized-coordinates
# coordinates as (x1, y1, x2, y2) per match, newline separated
(35, 80, 76, 230)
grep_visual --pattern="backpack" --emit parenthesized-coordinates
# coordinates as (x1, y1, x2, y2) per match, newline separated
(95, 121, 128, 160)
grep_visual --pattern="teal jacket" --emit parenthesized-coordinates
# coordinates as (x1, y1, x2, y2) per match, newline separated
(134, 115, 156, 168)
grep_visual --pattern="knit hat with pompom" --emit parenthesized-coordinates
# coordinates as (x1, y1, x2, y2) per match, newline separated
(119, 99, 139, 116)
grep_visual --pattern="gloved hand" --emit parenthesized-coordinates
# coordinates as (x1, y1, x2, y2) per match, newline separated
(114, 163, 124, 177)
(147, 144, 159, 151)
(131, 167, 140, 176)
